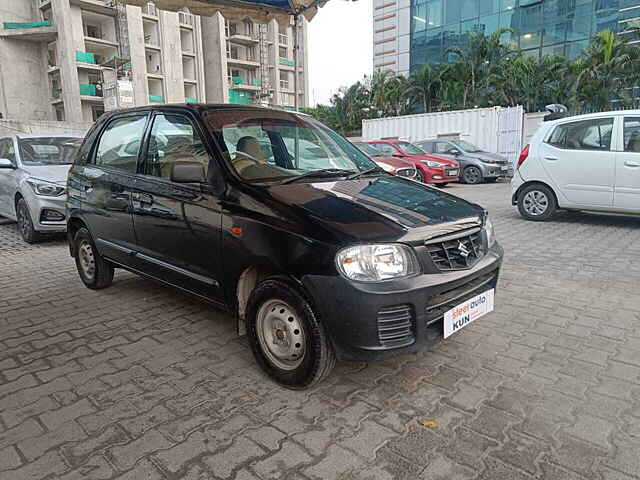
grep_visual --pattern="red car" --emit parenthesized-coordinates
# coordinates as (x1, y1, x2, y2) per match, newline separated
(354, 142, 417, 179)
(366, 140, 460, 186)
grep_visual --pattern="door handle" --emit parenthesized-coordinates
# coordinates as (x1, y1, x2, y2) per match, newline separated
(544, 156, 558, 161)
(624, 160, 640, 168)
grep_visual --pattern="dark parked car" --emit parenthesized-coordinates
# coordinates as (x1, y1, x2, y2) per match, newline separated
(67, 104, 503, 388)
(416, 139, 512, 184)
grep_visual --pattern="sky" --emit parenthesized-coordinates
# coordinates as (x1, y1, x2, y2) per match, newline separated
(307, 0, 373, 106)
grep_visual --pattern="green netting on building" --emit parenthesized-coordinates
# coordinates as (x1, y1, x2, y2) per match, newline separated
(3, 20, 52, 30)
(231, 76, 243, 85)
(149, 95, 164, 103)
(76, 51, 96, 64)
(79, 84, 97, 96)
(228, 89, 253, 105)
(279, 58, 295, 66)
(251, 78, 262, 86)
(185, 97, 198, 103)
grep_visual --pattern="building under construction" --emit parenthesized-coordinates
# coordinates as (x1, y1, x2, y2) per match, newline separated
(0, 0, 310, 123)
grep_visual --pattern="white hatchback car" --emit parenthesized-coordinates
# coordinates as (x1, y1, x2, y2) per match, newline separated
(512, 111, 640, 221)
(0, 135, 82, 242)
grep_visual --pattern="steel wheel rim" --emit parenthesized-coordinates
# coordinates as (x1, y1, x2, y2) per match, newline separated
(256, 299, 306, 371)
(17, 204, 30, 237)
(78, 240, 96, 280)
(523, 190, 549, 216)
(465, 167, 481, 184)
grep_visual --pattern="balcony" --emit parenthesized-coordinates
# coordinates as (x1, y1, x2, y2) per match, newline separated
(279, 79, 290, 90)
(228, 31, 259, 45)
(142, 2, 159, 17)
(227, 55, 260, 67)
(80, 83, 103, 101)
(178, 12, 195, 27)
(0, 20, 57, 42)
(228, 76, 262, 90)
(228, 89, 255, 105)
(185, 97, 198, 103)
(70, 0, 115, 16)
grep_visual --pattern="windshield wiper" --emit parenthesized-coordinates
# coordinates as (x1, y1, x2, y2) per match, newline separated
(281, 168, 356, 184)
(346, 167, 384, 180)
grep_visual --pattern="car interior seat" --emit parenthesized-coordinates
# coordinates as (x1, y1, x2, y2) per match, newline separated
(233, 136, 265, 173)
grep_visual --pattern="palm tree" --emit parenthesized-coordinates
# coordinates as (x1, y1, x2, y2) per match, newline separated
(446, 28, 515, 107)
(403, 64, 445, 112)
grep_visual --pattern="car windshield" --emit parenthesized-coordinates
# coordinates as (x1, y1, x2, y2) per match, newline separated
(396, 141, 425, 155)
(205, 109, 378, 182)
(452, 140, 483, 153)
(18, 137, 82, 166)
(355, 143, 382, 156)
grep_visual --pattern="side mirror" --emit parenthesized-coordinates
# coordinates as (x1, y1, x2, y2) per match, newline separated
(0, 158, 15, 169)
(392, 152, 404, 158)
(170, 162, 206, 183)
(447, 148, 461, 156)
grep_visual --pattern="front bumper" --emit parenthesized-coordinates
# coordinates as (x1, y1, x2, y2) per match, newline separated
(420, 165, 460, 184)
(302, 243, 503, 362)
(22, 188, 67, 233)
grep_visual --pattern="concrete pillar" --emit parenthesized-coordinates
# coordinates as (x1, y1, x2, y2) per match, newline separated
(201, 13, 227, 103)
(51, 0, 82, 122)
(159, 11, 184, 103)
(124, 5, 148, 105)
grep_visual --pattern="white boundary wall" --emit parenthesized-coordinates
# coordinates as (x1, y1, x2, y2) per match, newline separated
(0, 119, 91, 139)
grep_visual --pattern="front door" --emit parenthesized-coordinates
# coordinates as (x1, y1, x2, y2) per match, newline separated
(131, 112, 224, 302)
(81, 113, 149, 265)
(538, 116, 615, 207)
(0, 138, 18, 218)
(614, 116, 640, 212)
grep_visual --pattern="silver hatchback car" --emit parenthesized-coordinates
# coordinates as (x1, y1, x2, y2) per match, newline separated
(0, 135, 82, 243)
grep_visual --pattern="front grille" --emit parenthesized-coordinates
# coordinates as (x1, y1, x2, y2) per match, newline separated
(425, 271, 497, 326)
(425, 230, 484, 271)
(396, 168, 416, 178)
(377, 304, 414, 347)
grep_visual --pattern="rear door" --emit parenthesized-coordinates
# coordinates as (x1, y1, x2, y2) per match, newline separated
(537, 116, 615, 207)
(131, 111, 224, 302)
(82, 112, 150, 265)
(614, 116, 640, 211)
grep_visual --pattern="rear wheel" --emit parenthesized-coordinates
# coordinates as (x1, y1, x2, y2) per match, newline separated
(246, 279, 336, 389)
(73, 227, 114, 289)
(463, 166, 483, 184)
(517, 184, 557, 221)
(16, 198, 42, 244)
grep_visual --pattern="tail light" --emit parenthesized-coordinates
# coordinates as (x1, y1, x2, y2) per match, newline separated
(517, 144, 530, 169)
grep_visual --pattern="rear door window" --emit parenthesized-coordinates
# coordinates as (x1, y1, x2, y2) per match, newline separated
(94, 115, 148, 172)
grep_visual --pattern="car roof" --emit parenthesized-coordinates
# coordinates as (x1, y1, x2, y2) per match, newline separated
(101, 103, 306, 117)
(2, 134, 82, 140)
(546, 109, 640, 126)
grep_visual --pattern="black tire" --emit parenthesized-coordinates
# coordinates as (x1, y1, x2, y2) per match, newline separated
(485, 177, 499, 183)
(16, 198, 42, 244)
(415, 169, 425, 183)
(435, 183, 448, 188)
(517, 184, 557, 221)
(73, 227, 114, 289)
(246, 279, 336, 389)
(463, 166, 483, 184)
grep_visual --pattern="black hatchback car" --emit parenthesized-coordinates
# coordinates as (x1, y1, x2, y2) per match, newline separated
(67, 104, 503, 388)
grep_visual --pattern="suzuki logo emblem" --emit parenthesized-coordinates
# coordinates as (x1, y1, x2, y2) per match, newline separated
(457, 241, 470, 258)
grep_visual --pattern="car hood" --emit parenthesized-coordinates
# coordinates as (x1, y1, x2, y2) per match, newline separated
(467, 151, 507, 163)
(21, 164, 71, 184)
(265, 175, 484, 243)
(405, 154, 459, 167)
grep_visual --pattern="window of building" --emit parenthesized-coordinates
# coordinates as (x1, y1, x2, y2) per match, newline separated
(624, 118, 640, 153)
(546, 118, 614, 151)
(279, 46, 287, 58)
(144, 114, 209, 180)
(94, 115, 148, 172)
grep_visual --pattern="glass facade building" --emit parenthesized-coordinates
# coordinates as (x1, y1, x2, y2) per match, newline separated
(408, 0, 640, 72)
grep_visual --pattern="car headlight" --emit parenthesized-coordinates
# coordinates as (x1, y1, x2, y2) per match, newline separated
(336, 244, 419, 282)
(423, 160, 446, 168)
(484, 215, 495, 247)
(378, 162, 396, 173)
(26, 179, 66, 197)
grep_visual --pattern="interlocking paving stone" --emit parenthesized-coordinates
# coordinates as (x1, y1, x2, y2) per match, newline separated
(1, 181, 640, 479)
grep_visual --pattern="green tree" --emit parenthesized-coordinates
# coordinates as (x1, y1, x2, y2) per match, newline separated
(403, 63, 445, 112)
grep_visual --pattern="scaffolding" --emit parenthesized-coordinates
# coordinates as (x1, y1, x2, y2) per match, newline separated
(256, 23, 272, 106)
(102, 1, 133, 111)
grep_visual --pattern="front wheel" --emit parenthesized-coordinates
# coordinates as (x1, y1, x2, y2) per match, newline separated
(414, 169, 425, 183)
(435, 183, 448, 188)
(246, 279, 336, 389)
(16, 198, 42, 244)
(73, 227, 114, 289)
(463, 166, 483, 184)
(517, 184, 557, 221)
(485, 177, 499, 183)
